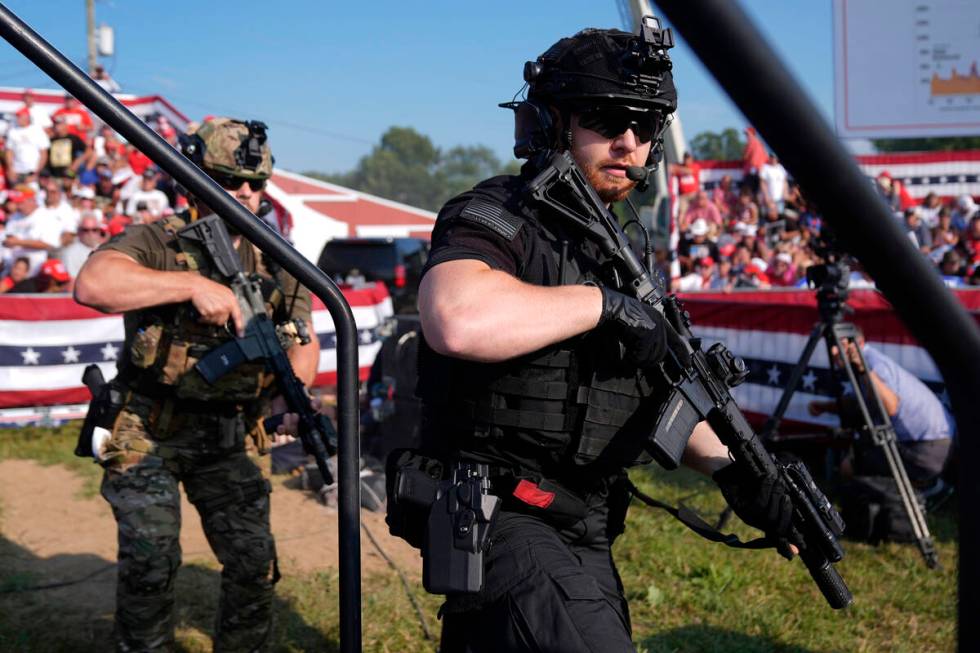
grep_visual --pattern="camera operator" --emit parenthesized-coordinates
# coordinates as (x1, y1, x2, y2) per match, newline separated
(808, 328, 954, 490)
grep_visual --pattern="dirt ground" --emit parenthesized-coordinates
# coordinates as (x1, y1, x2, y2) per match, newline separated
(0, 458, 421, 619)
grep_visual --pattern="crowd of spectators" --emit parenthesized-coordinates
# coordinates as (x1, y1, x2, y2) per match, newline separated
(668, 127, 980, 292)
(0, 87, 187, 294)
(0, 87, 292, 295)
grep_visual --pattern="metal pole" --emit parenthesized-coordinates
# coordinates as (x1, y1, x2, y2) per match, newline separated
(654, 1, 979, 648)
(85, 0, 95, 73)
(0, 4, 363, 651)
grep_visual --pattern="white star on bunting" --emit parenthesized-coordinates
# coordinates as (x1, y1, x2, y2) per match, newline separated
(61, 346, 81, 363)
(801, 370, 817, 392)
(101, 342, 120, 361)
(766, 364, 781, 386)
(20, 347, 41, 365)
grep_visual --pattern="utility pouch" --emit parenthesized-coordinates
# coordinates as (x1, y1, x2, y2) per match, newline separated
(423, 462, 500, 595)
(75, 364, 126, 458)
(386, 449, 445, 549)
(503, 475, 588, 529)
(129, 324, 164, 368)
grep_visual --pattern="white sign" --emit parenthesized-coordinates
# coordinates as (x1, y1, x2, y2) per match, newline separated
(833, 0, 980, 138)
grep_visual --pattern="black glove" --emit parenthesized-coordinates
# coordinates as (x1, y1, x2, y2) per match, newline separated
(713, 460, 797, 559)
(598, 287, 691, 368)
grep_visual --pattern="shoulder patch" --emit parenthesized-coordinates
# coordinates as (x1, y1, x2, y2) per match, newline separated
(457, 198, 524, 240)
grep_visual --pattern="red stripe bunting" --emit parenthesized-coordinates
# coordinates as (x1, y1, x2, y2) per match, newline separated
(677, 289, 980, 345)
(0, 283, 391, 320)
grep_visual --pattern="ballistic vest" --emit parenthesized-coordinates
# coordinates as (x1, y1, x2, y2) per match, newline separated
(417, 175, 668, 479)
(118, 214, 287, 402)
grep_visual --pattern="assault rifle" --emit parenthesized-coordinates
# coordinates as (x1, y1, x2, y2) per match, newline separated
(526, 151, 852, 609)
(180, 215, 338, 485)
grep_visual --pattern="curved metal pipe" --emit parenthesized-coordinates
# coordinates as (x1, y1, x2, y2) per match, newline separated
(655, 1, 979, 648)
(0, 4, 362, 651)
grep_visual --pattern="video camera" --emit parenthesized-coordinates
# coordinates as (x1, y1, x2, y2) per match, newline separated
(804, 226, 853, 323)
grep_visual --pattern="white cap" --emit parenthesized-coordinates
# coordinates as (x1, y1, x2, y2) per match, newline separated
(776, 252, 793, 265)
(73, 186, 96, 199)
(689, 219, 709, 237)
(750, 256, 769, 272)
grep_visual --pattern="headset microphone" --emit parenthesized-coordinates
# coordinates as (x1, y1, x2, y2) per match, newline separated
(625, 166, 647, 182)
(626, 165, 654, 192)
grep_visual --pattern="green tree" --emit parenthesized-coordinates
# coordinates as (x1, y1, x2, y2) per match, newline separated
(305, 127, 519, 211)
(871, 136, 980, 152)
(688, 127, 745, 161)
(437, 145, 504, 203)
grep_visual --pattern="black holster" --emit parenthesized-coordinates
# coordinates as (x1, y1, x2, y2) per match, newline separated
(423, 462, 500, 595)
(75, 364, 126, 458)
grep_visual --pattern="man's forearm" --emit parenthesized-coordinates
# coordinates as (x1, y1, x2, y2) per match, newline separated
(681, 421, 732, 476)
(74, 251, 198, 313)
(287, 332, 320, 386)
(420, 261, 602, 363)
(5, 237, 54, 251)
(867, 370, 900, 416)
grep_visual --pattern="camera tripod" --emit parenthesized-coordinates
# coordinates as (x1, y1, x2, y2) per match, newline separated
(761, 262, 939, 569)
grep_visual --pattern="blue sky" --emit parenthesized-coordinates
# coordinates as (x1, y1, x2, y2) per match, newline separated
(0, 0, 834, 173)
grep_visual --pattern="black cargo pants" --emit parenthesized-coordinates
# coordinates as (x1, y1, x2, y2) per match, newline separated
(439, 511, 635, 653)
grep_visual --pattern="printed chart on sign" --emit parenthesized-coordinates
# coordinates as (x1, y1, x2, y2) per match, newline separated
(833, 0, 980, 138)
(920, 2, 980, 110)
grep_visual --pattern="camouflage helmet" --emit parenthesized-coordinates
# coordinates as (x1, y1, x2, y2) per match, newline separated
(181, 117, 274, 180)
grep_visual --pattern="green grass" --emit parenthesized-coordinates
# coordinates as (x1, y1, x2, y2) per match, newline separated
(0, 423, 102, 497)
(0, 425, 957, 652)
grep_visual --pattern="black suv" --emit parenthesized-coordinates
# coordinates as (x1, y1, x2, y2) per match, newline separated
(316, 237, 428, 313)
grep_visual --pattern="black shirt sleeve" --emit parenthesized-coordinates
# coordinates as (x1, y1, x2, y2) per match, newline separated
(422, 189, 528, 278)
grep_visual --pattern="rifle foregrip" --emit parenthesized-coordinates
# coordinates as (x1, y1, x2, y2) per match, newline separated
(801, 548, 852, 609)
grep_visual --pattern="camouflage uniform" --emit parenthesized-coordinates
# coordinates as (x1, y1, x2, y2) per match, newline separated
(94, 119, 312, 652)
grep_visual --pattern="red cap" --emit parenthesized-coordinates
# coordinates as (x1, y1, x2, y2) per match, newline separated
(878, 171, 892, 180)
(7, 187, 36, 203)
(699, 256, 715, 268)
(15, 106, 29, 118)
(107, 214, 132, 236)
(40, 258, 70, 282)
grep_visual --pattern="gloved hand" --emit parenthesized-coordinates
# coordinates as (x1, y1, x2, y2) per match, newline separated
(713, 460, 798, 559)
(598, 287, 691, 368)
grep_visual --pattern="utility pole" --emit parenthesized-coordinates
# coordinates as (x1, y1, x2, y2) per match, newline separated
(85, 0, 96, 73)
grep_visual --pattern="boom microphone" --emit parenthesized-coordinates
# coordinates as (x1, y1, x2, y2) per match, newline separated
(625, 166, 648, 182)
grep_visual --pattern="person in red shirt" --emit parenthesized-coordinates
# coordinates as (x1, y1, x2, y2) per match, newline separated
(670, 151, 701, 218)
(741, 126, 767, 194)
(51, 94, 94, 141)
(126, 144, 153, 176)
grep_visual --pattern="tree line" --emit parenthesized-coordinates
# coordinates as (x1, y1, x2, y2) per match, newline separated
(306, 126, 980, 212)
(304, 126, 519, 212)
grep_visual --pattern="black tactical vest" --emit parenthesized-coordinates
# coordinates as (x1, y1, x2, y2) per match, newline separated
(417, 175, 668, 479)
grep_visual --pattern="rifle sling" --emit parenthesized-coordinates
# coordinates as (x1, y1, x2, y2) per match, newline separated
(626, 479, 772, 550)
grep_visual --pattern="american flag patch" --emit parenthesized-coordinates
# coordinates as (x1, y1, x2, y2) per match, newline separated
(459, 199, 521, 240)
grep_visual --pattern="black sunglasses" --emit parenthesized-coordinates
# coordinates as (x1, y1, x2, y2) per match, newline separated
(578, 107, 660, 144)
(210, 173, 266, 192)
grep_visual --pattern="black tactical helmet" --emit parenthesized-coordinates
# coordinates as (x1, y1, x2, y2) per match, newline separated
(504, 17, 676, 160)
(527, 20, 677, 114)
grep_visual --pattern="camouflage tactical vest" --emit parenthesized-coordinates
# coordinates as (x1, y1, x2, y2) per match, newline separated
(121, 214, 286, 402)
